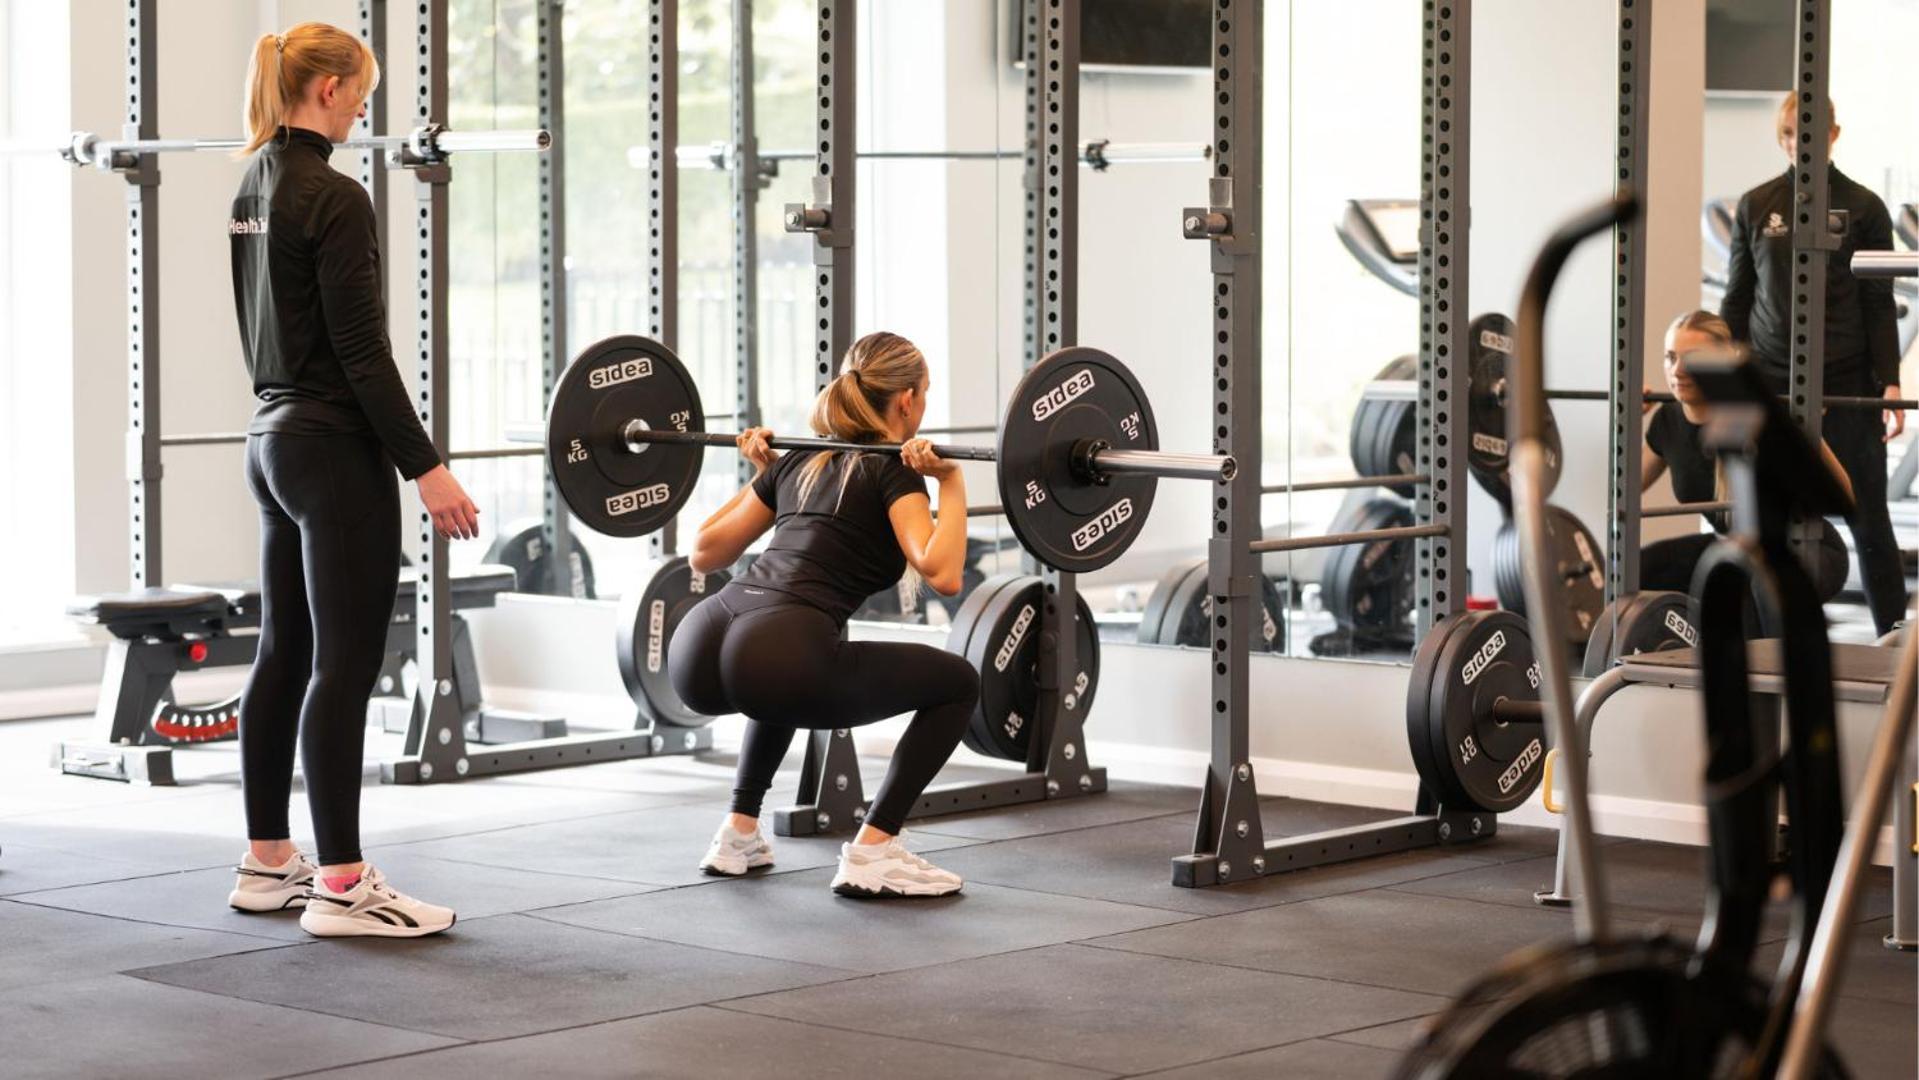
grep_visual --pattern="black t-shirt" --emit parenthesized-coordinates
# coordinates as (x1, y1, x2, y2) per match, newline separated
(736, 449, 930, 623)
(1645, 403, 1726, 533)
(229, 127, 441, 479)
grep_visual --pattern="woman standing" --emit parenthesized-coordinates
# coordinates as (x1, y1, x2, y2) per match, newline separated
(226, 24, 478, 937)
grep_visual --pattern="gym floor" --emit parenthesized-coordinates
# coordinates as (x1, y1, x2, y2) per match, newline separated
(1, 715, 1911, 1079)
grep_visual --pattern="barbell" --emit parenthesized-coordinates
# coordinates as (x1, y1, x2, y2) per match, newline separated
(544, 336, 1236, 574)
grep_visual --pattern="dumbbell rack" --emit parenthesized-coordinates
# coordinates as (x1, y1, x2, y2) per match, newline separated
(772, 0, 1107, 837)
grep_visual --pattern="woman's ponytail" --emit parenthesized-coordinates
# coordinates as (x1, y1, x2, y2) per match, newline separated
(795, 333, 928, 509)
(238, 24, 381, 158)
(240, 34, 286, 157)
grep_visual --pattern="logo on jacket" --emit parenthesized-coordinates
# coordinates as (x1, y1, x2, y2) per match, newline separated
(1763, 211, 1788, 238)
(228, 216, 269, 235)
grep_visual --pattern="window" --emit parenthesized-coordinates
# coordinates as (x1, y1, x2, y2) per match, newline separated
(0, 1, 77, 647)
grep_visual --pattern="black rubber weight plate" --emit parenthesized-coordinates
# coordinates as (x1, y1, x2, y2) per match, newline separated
(1423, 609, 1546, 813)
(1135, 559, 1198, 647)
(1493, 506, 1607, 645)
(616, 556, 731, 728)
(485, 519, 597, 599)
(1159, 560, 1286, 652)
(1464, 313, 1562, 506)
(957, 576, 1100, 761)
(1617, 590, 1695, 659)
(547, 335, 705, 539)
(1405, 611, 1470, 806)
(1321, 498, 1415, 634)
(1581, 593, 1631, 678)
(948, 573, 1026, 755)
(997, 347, 1158, 575)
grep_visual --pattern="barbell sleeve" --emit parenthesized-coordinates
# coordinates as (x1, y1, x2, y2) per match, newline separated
(1851, 251, 1918, 278)
(1088, 448, 1236, 482)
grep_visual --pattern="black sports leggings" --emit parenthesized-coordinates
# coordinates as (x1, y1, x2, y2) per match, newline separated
(669, 584, 978, 835)
(239, 433, 400, 866)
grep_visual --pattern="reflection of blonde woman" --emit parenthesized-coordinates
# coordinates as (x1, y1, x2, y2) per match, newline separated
(227, 24, 477, 937)
(1639, 311, 1851, 600)
(670, 332, 978, 898)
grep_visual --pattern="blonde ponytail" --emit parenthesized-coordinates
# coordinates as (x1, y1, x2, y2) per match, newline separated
(795, 332, 929, 509)
(238, 23, 380, 157)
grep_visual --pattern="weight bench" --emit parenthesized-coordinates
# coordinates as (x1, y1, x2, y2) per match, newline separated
(368, 566, 568, 746)
(57, 565, 546, 784)
(1536, 640, 1916, 950)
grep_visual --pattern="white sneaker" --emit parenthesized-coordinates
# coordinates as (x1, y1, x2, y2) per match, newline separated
(298, 866, 455, 938)
(831, 838, 963, 899)
(228, 851, 317, 913)
(700, 822, 775, 877)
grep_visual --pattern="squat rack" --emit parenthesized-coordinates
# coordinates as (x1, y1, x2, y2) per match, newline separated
(1169, 0, 1485, 888)
(770, 0, 1110, 837)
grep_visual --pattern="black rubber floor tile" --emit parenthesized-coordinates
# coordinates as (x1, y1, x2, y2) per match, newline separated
(0, 898, 282, 993)
(0, 841, 167, 897)
(13, 851, 660, 943)
(374, 802, 976, 887)
(1090, 889, 1621, 997)
(930, 812, 1508, 916)
(1134, 1037, 1406, 1079)
(132, 912, 854, 1041)
(0, 974, 456, 1079)
(907, 781, 1202, 841)
(729, 942, 1442, 1074)
(1328, 1014, 1437, 1050)
(535, 866, 1190, 973)
(1825, 993, 1919, 1078)
(321, 1004, 1112, 1080)
(1754, 917, 1917, 1006)
(1391, 841, 1893, 936)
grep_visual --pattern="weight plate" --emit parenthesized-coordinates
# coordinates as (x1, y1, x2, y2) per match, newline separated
(616, 556, 731, 727)
(1491, 506, 1607, 645)
(1156, 558, 1287, 652)
(997, 347, 1158, 574)
(1405, 611, 1471, 805)
(955, 576, 1101, 761)
(948, 574, 1027, 756)
(1136, 559, 1201, 647)
(1580, 594, 1628, 678)
(1321, 498, 1416, 635)
(1583, 590, 1695, 676)
(1420, 609, 1546, 813)
(547, 335, 705, 539)
(1349, 397, 1388, 478)
(485, 519, 598, 599)
(1464, 313, 1562, 506)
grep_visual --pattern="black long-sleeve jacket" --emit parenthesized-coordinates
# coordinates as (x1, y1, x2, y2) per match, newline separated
(229, 126, 440, 479)
(1720, 165, 1901, 391)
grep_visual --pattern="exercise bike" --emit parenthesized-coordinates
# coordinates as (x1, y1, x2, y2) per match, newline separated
(1397, 193, 1914, 1079)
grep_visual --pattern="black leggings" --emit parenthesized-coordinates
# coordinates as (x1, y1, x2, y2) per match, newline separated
(1822, 402, 1909, 635)
(1641, 520, 1849, 603)
(669, 584, 978, 835)
(239, 433, 400, 866)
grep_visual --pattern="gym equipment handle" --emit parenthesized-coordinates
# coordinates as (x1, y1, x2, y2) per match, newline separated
(615, 422, 1237, 483)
